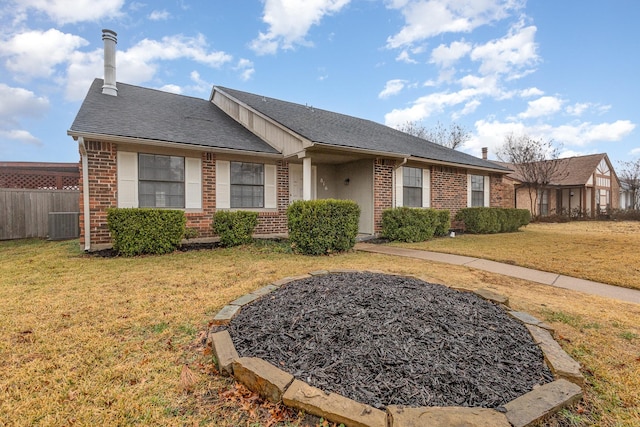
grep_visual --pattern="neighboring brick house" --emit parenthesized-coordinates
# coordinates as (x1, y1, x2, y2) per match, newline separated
(67, 30, 510, 251)
(0, 162, 79, 190)
(497, 153, 620, 217)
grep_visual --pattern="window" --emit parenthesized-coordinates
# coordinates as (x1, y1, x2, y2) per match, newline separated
(403, 167, 422, 207)
(470, 175, 485, 207)
(138, 154, 185, 208)
(538, 189, 549, 216)
(230, 162, 264, 208)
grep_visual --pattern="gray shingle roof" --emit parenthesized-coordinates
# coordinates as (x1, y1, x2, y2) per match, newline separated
(216, 86, 509, 172)
(69, 79, 279, 154)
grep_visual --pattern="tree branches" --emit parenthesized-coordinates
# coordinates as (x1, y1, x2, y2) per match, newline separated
(396, 121, 470, 150)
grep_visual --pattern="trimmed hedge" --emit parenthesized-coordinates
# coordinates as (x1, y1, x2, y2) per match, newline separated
(107, 208, 186, 256)
(287, 199, 360, 255)
(454, 207, 530, 234)
(212, 210, 258, 247)
(381, 207, 450, 242)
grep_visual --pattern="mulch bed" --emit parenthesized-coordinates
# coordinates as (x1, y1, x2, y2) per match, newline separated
(227, 272, 553, 409)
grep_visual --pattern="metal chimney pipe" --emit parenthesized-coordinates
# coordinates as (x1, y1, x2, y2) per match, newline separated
(102, 29, 117, 96)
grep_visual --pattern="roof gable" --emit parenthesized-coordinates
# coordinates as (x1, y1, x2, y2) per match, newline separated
(214, 86, 508, 172)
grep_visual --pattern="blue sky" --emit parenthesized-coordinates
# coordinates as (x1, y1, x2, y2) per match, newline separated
(1, 0, 638, 166)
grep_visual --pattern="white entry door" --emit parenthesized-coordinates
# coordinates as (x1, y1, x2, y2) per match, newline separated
(289, 163, 316, 203)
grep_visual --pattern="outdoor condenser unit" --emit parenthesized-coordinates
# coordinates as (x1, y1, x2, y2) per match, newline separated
(48, 212, 80, 240)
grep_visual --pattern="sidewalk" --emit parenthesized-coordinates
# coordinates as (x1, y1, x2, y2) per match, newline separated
(355, 243, 640, 305)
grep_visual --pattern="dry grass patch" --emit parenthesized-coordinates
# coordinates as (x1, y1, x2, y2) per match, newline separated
(396, 221, 640, 290)
(0, 238, 638, 426)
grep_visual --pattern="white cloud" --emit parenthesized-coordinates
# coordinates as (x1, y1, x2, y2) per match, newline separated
(429, 40, 471, 68)
(470, 22, 539, 78)
(379, 79, 408, 99)
(159, 84, 182, 94)
(518, 96, 563, 119)
(396, 50, 417, 64)
(250, 0, 351, 55)
(0, 129, 42, 146)
(65, 34, 233, 101)
(519, 87, 543, 97)
(0, 83, 49, 120)
(386, 0, 524, 49)
(558, 149, 596, 158)
(149, 10, 170, 21)
(630, 147, 640, 156)
(0, 84, 48, 147)
(235, 59, 255, 81)
(16, 0, 125, 24)
(0, 28, 88, 80)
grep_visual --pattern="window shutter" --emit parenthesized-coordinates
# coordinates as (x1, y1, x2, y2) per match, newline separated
(185, 157, 202, 209)
(422, 168, 430, 208)
(395, 167, 403, 207)
(484, 175, 490, 207)
(216, 160, 230, 209)
(117, 151, 138, 208)
(467, 174, 472, 207)
(264, 164, 277, 209)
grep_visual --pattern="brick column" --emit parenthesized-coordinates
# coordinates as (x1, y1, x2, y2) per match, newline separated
(373, 159, 394, 234)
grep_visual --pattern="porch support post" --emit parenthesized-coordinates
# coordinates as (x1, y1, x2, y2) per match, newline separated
(303, 157, 312, 201)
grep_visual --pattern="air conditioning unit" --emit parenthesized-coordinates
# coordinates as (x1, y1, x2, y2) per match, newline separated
(48, 212, 80, 240)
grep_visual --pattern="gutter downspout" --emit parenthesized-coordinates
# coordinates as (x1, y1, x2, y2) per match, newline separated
(393, 157, 408, 208)
(78, 137, 91, 251)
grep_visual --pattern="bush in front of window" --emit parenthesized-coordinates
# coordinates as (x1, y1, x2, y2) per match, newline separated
(287, 199, 360, 255)
(381, 207, 442, 242)
(107, 208, 186, 256)
(455, 208, 530, 234)
(212, 211, 258, 247)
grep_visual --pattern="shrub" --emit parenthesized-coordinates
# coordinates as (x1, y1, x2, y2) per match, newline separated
(212, 210, 259, 247)
(434, 210, 451, 237)
(287, 199, 360, 255)
(107, 208, 186, 256)
(455, 207, 529, 234)
(381, 207, 444, 242)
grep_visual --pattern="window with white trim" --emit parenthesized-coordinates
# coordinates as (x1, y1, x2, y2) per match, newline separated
(116, 151, 201, 210)
(230, 161, 264, 208)
(470, 175, 485, 207)
(395, 166, 430, 208)
(403, 167, 422, 207)
(138, 154, 185, 208)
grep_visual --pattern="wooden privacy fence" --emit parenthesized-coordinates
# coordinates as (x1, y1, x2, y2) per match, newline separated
(0, 189, 80, 240)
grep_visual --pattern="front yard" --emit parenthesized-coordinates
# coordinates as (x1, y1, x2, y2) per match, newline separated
(395, 221, 640, 290)
(0, 223, 639, 426)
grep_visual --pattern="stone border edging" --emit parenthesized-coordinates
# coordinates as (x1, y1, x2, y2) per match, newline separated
(207, 270, 584, 427)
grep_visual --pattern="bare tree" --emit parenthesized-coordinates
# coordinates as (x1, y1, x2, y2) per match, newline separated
(618, 158, 640, 209)
(497, 133, 566, 217)
(397, 120, 470, 150)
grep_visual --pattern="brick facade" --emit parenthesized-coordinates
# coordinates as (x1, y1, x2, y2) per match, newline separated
(80, 140, 117, 247)
(254, 160, 289, 235)
(490, 174, 511, 208)
(373, 159, 394, 233)
(430, 166, 468, 217)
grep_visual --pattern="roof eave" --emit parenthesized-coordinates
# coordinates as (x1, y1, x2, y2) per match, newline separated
(407, 156, 511, 174)
(67, 130, 283, 158)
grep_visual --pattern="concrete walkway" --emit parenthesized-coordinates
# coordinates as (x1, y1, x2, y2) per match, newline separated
(355, 243, 640, 305)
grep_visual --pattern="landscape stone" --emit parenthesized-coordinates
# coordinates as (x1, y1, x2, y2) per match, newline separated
(473, 288, 510, 306)
(229, 292, 261, 307)
(251, 284, 277, 297)
(509, 311, 543, 325)
(309, 270, 329, 276)
(209, 330, 238, 376)
(212, 304, 241, 325)
(232, 357, 294, 403)
(526, 324, 584, 385)
(282, 379, 386, 427)
(504, 379, 583, 427)
(328, 269, 360, 274)
(387, 405, 511, 427)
